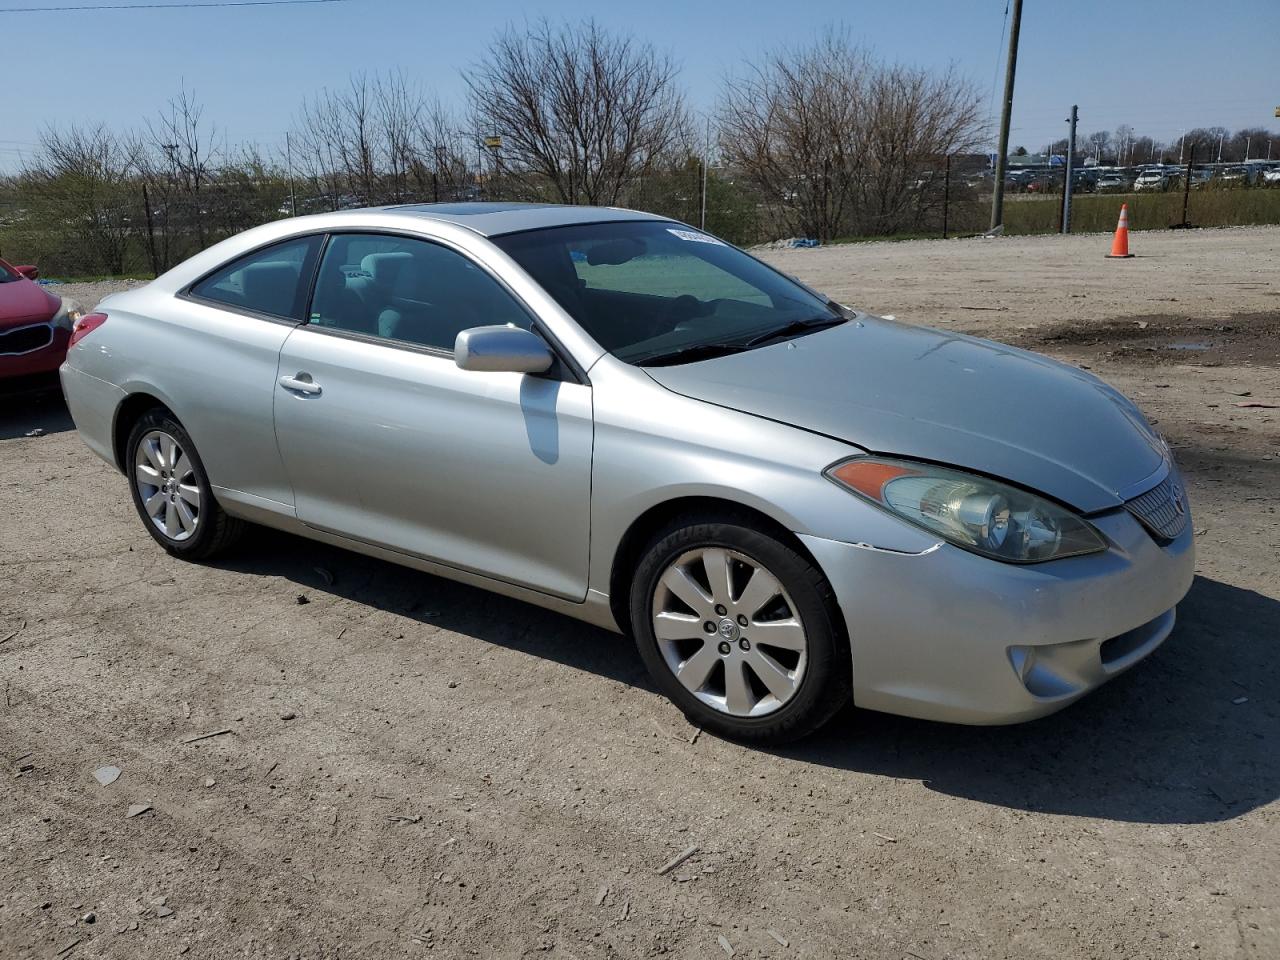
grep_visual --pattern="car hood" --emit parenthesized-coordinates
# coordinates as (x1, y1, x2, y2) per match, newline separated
(644, 316, 1168, 513)
(0, 279, 59, 327)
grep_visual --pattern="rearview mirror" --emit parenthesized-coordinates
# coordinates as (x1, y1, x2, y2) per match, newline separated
(455, 325, 554, 374)
(15, 264, 39, 280)
(586, 237, 646, 266)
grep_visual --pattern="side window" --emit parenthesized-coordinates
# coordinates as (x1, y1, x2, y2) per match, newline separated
(189, 235, 321, 321)
(309, 233, 533, 352)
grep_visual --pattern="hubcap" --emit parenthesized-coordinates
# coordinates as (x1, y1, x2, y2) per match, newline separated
(651, 547, 808, 718)
(134, 429, 201, 542)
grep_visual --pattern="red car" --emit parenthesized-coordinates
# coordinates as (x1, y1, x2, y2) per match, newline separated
(0, 258, 82, 383)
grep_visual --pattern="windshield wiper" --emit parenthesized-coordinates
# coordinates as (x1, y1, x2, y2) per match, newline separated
(741, 315, 847, 348)
(633, 341, 752, 367)
(636, 315, 847, 366)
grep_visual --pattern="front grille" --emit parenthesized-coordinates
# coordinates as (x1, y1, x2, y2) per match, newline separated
(1125, 470, 1189, 541)
(0, 323, 54, 356)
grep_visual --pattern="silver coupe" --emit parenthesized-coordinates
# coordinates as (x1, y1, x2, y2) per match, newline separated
(60, 203, 1194, 743)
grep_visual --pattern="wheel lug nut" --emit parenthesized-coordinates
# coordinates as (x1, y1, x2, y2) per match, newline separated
(714, 604, 727, 616)
(717, 641, 731, 655)
(738, 638, 751, 652)
(703, 621, 716, 634)
(737, 614, 748, 626)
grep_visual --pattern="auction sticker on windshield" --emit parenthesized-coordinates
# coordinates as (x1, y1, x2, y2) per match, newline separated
(667, 228, 725, 245)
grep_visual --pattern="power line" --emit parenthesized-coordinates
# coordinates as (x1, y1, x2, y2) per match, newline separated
(0, 0, 350, 12)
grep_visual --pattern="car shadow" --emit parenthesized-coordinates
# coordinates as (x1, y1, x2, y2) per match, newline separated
(215, 526, 657, 692)
(215, 529, 1276, 825)
(0, 378, 75, 440)
(785, 576, 1279, 825)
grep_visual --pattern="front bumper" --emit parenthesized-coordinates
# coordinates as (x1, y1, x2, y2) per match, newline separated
(0, 324, 69, 379)
(799, 508, 1195, 724)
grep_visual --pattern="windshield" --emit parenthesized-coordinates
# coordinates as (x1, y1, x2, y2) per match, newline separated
(492, 220, 842, 365)
(0, 261, 19, 283)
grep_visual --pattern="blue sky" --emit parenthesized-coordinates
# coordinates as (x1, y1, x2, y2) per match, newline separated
(1, 0, 1277, 170)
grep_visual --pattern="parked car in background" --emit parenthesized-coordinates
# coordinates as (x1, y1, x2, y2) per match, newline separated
(59, 203, 1195, 744)
(1070, 168, 1098, 192)
(1025, 171, 1061, 194)
(0, 257, 83, 384)
(1218, 165, 1258, 187)
(1095, 171, 1131, 193)
(1262, 166, 1280, 187)
(1134, 169, 1174, 192)
(1189, 167, 1214, 189)
(1004, 169, 1036, 192)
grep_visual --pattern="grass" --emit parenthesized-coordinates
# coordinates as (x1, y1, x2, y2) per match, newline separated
(827, 188, 1280, 243)
(1006, 188, 1280, 234)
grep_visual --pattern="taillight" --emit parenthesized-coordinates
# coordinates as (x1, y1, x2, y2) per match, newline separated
(68, 312, 107, 349)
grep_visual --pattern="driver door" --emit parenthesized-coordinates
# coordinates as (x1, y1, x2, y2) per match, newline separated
(272, 232, 593, 601)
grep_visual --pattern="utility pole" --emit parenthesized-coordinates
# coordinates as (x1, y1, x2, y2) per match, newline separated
(285, 132, 297, 218)
(700, 115, 710, 231)
(1179, 145, 1194, 228)
(942, 154, 952, 240)
(1061, 105, 1078, 234)
(163, 142, 179, 186)
(141, 180, 160, 276)
(989, 0, 1023, 232)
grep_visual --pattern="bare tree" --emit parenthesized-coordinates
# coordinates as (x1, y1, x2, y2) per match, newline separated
(719, 32, 869, 240)
(1227, 127, 1273, 162)
(720, 30, 982, 240)
(855, 63, 984, 234)
(20, 124, 138, 275)
(408, 100, 476, 202)
(1112, 124, 1136, 165)
(296, 74, 379, 205)
(466, 19, 688, 205)
(145, 86, 218, 248)
(292, 72, 472, 207)
(1083, 130, 1111, 164)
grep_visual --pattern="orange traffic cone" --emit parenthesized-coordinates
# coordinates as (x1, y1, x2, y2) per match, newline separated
(1107, 204, 1134, 258)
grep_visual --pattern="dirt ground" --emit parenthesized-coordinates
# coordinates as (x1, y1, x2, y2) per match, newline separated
(2, 226, 1277, 960)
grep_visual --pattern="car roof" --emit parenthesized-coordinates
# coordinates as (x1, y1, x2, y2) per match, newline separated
(348, 201, 673, 238)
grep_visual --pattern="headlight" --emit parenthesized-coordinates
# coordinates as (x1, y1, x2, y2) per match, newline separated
(51, 297, 84, 331)
(825, 456, 1106, 563)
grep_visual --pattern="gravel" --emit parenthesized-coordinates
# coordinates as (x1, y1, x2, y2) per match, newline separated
(4, 226, 1277, 959)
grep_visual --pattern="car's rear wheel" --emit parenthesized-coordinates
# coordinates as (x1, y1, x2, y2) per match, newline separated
(630, 516, 851, 745)
(126, 409, 243, 559)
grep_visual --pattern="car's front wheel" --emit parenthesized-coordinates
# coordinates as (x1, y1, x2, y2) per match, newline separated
(630, 516, 851, 745)
(126, 409, 243, 560)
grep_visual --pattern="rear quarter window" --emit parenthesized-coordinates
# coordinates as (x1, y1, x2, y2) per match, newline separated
(189, 235, 323, 321)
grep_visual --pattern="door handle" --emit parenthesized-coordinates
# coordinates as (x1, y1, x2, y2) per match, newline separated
(279, 373, 322, 396)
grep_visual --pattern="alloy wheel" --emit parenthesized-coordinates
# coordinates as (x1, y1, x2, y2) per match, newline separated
(651, 547, 808, 718)
(134, 429, 201, 542)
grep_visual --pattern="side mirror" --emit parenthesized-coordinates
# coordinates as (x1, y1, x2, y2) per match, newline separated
(455, 325, 554, 374)
(15, 265, 39, 280)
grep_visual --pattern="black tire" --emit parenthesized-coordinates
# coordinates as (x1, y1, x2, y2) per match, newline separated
(629, 514, 851, 745)
(125, 408, 244, 560)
